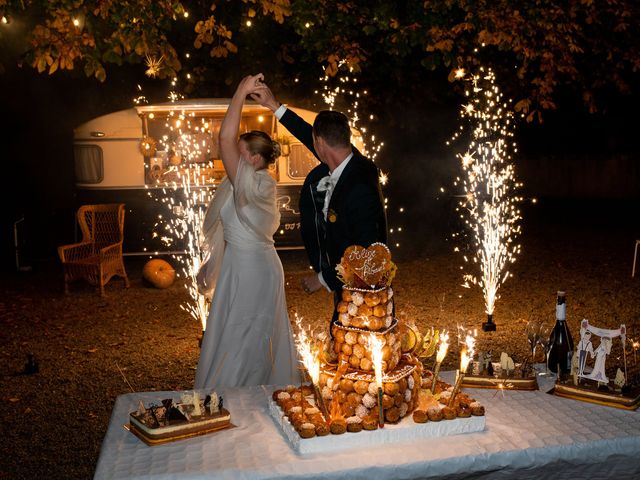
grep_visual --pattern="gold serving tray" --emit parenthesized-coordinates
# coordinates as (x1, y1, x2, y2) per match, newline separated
(125, 421, 235, 446)
(552, 383, 640, 411)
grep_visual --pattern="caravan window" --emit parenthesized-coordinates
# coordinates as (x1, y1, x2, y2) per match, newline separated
(287, 144, 317, 179)
(74, 145, 104, 183)
(141, 110, 275, 186)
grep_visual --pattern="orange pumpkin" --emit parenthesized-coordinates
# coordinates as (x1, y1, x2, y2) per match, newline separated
(143, 259, 176, 289)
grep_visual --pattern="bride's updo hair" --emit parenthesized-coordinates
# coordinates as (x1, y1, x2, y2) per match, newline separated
(239, 130, 281, 165)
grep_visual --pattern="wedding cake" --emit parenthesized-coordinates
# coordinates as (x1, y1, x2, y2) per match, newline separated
(271, 243, 485, 444)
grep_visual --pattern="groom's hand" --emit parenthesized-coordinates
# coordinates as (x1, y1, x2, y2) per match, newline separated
(301, 274, 322, 294)
(250, 84, 280, 112)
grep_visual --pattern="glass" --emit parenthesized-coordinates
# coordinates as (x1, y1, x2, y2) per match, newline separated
(537, 323, 553, 376)
(525, 319, 541, 363)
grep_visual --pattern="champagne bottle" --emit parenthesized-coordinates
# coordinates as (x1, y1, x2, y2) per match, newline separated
(547, 291, 574, 375)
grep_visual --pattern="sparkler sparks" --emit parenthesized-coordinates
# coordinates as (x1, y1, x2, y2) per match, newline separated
(450, 67, 523, 326)
(448, 328, 476, 407)
(292, 313, 331, 419)
(431, 331, 449, 394)
(436, 331, 450, 364)
(368, 334, 385, 388)
(144, 111, 218, 331)
(367, 334, 386, 427)
(292, 313, 321, 384)
(145, 55, 164, 78)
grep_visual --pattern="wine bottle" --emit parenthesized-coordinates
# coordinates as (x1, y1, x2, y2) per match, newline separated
(547, 291, 574, 375)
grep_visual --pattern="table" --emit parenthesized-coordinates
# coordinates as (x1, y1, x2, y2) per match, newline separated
(94, 372, 640, 479)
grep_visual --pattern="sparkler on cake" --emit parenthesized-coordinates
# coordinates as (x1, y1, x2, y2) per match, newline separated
(431, 331, 450, 394)
(292, 314, 330, 421)
(368, 334, 386, 427)
(449, 333, 476, 407)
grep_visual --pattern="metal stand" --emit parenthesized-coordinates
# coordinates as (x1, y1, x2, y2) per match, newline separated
(482, 313, 496, 332)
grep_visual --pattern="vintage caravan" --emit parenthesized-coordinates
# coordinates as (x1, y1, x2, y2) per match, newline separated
(72, 99, 364, 254)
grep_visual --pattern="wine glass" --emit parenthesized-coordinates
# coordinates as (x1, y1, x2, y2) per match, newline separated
(537, 323, 553, 376)
(525, 319, 541, 363)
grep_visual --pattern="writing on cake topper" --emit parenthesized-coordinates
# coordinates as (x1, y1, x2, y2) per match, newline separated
(348, 248, 388, 281)
(337, 242, 395, 288)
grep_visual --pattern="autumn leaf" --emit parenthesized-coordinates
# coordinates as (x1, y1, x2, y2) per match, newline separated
(514, 99, 531, 113)
(210, 45, 228, 58)
(48, 58, 59, 74)
(92, 63, 106, 81)
(35, 56, 47, 73)
(325, 60, 338, 77)
(225, 40, 238, 54)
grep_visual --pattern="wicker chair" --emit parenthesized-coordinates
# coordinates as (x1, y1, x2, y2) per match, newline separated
(58, 203, 130, 296)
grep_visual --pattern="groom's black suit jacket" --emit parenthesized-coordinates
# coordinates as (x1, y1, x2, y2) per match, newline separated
(280, 108, 387, 292)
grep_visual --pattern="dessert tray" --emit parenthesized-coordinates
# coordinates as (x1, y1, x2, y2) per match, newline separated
(267, 382, 485, 455)
(461, 360, 539, 391)
(127, 391, 233, 446)
(552, 380, 640, 410)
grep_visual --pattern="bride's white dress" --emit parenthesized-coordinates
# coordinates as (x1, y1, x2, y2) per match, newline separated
(195, 159, 299, 390)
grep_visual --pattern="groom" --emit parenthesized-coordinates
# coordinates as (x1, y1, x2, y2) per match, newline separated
(252, 83, 387, 314)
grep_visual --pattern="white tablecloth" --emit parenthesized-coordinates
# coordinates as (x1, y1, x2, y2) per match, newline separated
(94, 372, 640, 479)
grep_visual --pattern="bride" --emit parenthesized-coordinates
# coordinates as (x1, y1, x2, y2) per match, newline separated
(195, 74, 299, 390)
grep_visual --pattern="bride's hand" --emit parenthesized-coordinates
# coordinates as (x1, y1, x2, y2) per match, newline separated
(237, 73, 265, 97)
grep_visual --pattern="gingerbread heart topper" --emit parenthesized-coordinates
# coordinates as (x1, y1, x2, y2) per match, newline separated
(338, 242, 394, 288)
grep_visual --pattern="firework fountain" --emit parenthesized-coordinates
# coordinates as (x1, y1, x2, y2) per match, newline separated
(449, 67, 523, 331)
(145, 108, 218, 333)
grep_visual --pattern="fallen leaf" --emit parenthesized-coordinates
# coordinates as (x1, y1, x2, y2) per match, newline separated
(9, 397, 20, 403)
(87, 347, 98, 353)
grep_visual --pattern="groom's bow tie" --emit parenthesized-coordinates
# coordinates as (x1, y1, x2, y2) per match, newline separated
(316, 175, 334, 194)
(316, 175, 335, 220)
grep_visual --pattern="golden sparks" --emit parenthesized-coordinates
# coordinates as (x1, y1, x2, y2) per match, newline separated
(293, 313, 321, 384)
(145, 110, 218, 331)
(144, 54, 164, 78)
(450, 67, 523, 317)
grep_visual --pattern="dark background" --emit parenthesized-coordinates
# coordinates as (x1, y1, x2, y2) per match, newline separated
(0, 61, 638, 272)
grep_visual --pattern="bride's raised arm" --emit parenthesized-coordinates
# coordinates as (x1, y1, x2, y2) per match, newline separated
(218, 74, 266, 184)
